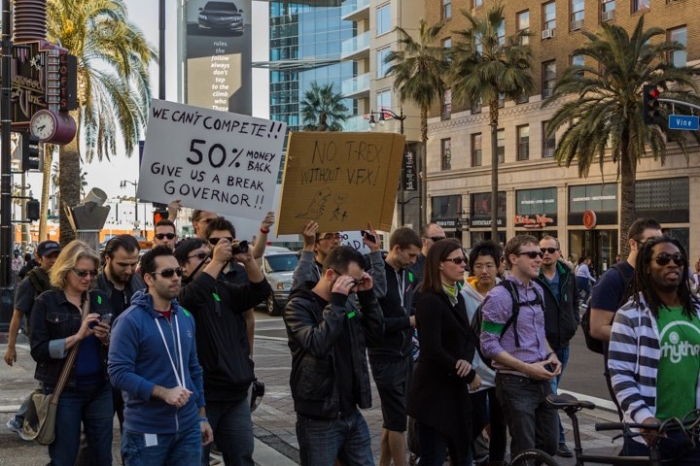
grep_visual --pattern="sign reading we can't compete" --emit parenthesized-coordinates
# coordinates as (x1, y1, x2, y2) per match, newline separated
(137, 100, 287, 220)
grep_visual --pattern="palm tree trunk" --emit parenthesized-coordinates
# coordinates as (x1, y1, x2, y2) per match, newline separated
(58, 111, 81, 246)
(38, 144, 53, 241)
(489, 101, 499, 240)
(619, 136, 636, 259)
(420, 106, 429, 232)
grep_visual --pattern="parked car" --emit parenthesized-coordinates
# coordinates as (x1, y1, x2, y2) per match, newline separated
(262, 251, 298, 315)
(198, 1, 244, 33)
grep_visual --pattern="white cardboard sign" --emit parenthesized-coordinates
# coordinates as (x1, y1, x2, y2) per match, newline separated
(137, 100, 287, 220)
(340, 231, 371, 255)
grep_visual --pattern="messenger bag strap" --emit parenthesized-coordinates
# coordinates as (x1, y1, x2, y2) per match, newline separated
(50, 292, 91, 405)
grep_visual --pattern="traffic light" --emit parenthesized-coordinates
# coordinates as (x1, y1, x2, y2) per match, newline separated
(26, 199, 40, 222)
(643, 85, 661, 125)
(153, 208, 168, 225)
(21, 134, 41, 172)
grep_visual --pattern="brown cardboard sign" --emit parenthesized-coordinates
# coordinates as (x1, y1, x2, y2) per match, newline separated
(277, 131, 405, 235)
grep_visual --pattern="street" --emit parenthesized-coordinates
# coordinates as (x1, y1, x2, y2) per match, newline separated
(0, 309, 622, 465)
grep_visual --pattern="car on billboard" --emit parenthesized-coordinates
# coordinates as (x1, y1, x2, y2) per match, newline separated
(198, 1, 244, 34)
(261, 248, 297, 316)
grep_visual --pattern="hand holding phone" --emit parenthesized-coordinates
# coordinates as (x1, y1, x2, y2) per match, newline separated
(100, 313, 113, 326)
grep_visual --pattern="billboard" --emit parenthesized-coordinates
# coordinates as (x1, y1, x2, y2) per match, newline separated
(185, 0, 252, 115)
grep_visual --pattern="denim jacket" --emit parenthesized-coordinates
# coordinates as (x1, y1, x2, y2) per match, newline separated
(30, 289, 112, 387)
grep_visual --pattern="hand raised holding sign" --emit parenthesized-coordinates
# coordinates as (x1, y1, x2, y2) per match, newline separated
(301, 221, 319, 252)
(362, 222, 380, 252)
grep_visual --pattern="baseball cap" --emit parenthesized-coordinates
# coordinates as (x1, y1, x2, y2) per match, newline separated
(37, 241, 61, 257)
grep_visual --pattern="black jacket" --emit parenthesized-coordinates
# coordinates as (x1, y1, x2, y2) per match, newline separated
(178, 272, 270, 402)
(30, 290, 112, 387)
(95, 271, 145, 318)
(535, 260, 579, 350)
(284, 286, 384, 419)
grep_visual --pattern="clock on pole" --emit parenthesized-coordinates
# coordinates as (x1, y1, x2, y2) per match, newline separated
(29, 109, 77, 145)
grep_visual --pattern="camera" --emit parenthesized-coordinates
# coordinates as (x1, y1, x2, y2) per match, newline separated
(231, 240, 249, 255)
(361, 230, 376, 244)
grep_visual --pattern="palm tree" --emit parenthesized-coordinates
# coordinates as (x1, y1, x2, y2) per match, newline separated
(450, 3, 533, 239)
(51, 161, 88, 198)
(47, 0, 156, 245)
(385, 19, 450, 230)
(543, 15, 700, 257)
(300, 82, 349, 131)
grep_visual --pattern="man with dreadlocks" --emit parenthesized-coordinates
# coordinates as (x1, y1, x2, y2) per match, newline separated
(609, 236, 700, 464)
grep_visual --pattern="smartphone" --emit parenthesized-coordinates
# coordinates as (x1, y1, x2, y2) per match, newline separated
(361, 231, 376, 243)
(100, 313, 113, 325)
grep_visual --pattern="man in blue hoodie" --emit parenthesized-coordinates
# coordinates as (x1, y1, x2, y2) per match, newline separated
(109, 246, 213, 466)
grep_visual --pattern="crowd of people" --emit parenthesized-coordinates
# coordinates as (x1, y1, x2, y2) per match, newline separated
(4, 211, 700, 466)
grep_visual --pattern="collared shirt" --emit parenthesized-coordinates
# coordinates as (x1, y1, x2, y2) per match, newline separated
(480, 277, 548, 370)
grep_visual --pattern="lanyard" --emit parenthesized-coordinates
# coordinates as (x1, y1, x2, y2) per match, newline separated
(396, 269, 405, 310)
(155, 314, 186, 388)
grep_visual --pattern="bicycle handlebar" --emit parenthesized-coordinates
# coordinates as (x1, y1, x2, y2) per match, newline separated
(595, 422, 659, 432)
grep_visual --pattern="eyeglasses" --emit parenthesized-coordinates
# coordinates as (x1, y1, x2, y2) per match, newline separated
(332, 269, 363, 287)
(155, 233, 176, 240)
(188, 251, 209, 261)
(542, 247, 559, 254)
(443, 257, 467, 265)
(209, 237, 233, 245)
(517, 251, 544, 259)
(428, 236, 446, 242)
(152, 267, 183, 278)
(72, 269, 98, 278)
(654, 253, 685, 267)
(318, 233, 341, 241)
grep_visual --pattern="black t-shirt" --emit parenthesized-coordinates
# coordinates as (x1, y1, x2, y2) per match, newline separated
(14, 277, 36, 314)
(590, 261, 634, 312)
(109, 287, 129, 318)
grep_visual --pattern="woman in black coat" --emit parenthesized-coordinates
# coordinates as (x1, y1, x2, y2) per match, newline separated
(407, 239, 479, 465)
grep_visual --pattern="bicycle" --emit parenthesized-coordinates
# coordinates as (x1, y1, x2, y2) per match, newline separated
(507, 393, 700, 466)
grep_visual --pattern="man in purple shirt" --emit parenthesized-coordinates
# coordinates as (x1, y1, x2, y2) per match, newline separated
(480, 235, 562, 459)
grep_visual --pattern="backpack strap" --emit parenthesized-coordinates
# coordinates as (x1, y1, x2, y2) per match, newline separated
(500, 280, 543, 348)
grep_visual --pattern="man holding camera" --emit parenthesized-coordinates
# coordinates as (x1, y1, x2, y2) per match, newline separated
(175, 216, 271, 466)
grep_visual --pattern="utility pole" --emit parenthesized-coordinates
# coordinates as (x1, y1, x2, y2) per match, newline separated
(1, 0, 13, 288)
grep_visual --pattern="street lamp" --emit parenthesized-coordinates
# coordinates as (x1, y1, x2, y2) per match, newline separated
(368, 108, 406, 135)
(120, 179, 138, 226)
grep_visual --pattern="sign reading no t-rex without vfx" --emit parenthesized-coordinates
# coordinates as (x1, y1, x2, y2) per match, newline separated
(276, 132, 405, 235)
(137, 100, 286, 220)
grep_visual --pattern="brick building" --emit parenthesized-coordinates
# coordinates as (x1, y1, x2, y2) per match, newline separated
(424, 0, 700, 273)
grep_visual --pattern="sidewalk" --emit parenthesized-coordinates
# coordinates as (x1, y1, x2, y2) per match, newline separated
(0, 338, 624, 466)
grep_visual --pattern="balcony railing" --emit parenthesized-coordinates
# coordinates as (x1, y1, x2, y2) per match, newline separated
(341, 31, 370, 60)
(343, 114, 370, 132)
(341, 0, 369, 20)
(341, 72, 370, 97)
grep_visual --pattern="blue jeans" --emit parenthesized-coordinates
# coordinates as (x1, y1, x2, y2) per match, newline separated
(417, 421, 470, 466)
(296, 408, 374, 466)
(496, 373, 558, 457)
(549, 346, 570, 446)
(622, 432, 700, 465)
(576, 276, 591, 304)
(122, 425, 202, 466)
(44, 380, 113, 466)
(202, 397, 254, 466)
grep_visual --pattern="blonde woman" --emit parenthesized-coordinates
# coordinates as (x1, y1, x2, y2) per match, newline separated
(30, 240, 114, 466)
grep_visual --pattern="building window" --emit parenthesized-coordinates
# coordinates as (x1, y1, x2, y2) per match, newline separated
(669, 26, 687, 67)
(441, 138, 451, 171)
(543, 121, 556, 157)
(472, 133, 482, 166)
(543, 2, 556, 31)
(571, 0, 584, 30)
(572, 54, 584, 78)
(471, 96, 482, 114)
(517, 10, 530, 45)
(376, 88, 391, 110)
(497, 129, 505, 164)
(443, 37, 452, 62)
(442, 89, 452, 120)
(542, 60, 556, 98)
(601, 0, 615, 22)
(377, 3, 391, 36)
(517, 125, 530, 161)
(443, 0, 451, 20)
(473, 0, 482, 7)
(632, 0, 649, 12)
(377, 46, 391, 78)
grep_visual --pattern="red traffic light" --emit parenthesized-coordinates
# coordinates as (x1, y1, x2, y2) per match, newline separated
(642, 85, 661, 125)
(648, 88, 660, 99)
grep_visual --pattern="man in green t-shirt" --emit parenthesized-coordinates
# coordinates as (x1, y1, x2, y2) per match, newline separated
(609, 236, 700, 464)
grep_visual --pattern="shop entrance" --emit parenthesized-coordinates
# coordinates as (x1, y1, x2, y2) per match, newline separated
(569, 229, 618, 277)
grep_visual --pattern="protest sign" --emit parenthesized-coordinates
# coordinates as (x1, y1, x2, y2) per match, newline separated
(137, 100, 286, 221)
(340, 231, 371, 255)
(276, 132, 405, 235)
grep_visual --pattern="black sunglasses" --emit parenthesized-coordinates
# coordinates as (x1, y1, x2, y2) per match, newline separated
(332, 269, 363, 287)
(654, 253, 685, 267)
(518, 251, 544, 259)
(209, 236, 234, 245)
(188, 251, 209, 261)
(429, 236, 446, 242)
(152, 267, 184, 278)
(72, 268, 98, 278)
(542, 247, 559, 254)
(155, 233, 176, 240)
(443, 257, 467, 265)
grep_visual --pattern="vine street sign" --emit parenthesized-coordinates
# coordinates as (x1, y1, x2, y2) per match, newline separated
(668, 114, 699, 131)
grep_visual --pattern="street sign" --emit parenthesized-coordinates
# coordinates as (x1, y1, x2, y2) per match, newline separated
(668, 114, 699, 130)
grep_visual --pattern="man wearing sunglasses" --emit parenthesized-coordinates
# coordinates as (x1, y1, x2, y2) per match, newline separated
(609, 236, 700, 463)
(109, 246, 213, 465)
(534, 236, 579, 458)
(480, 235, 562, 459)
(284, 246, 384, 465)
(153, 219, 178, 251)
(175, 224, 271, 466)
